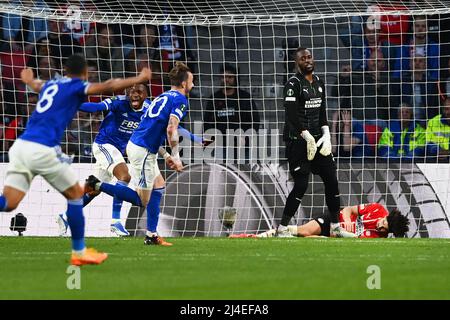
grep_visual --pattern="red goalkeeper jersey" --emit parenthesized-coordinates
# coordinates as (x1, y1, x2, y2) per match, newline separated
(339, 203, 389, 238)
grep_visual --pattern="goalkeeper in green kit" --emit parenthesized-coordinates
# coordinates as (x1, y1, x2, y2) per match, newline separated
(278, 47, 356, 238)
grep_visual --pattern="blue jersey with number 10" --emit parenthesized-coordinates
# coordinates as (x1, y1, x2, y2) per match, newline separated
(20, 77, 89, 147)
(130, 90, 189, 153)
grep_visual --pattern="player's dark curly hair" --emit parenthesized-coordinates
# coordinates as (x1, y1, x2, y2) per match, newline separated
(387, 209, 410, 238)
(168, 61, 191, 87)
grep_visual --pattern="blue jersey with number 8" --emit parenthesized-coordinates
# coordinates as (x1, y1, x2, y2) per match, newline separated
(130, 90, 189, 153)
(20, 77, 90, 147)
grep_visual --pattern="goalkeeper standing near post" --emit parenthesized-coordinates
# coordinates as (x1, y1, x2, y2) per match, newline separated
(277, 47, 356, 238)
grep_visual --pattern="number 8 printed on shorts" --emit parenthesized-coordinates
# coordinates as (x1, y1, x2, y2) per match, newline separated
(36, 84, 59, 113)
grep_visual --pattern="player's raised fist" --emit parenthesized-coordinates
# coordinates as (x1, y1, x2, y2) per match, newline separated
(20, 68, 35, 84)
(138, 67, 152, 82)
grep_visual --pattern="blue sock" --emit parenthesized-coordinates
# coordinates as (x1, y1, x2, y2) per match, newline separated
(82, 193, 96, 207)
(100, 182, 142, 207)
(147, 187, 165, 233)
(112, 181, 128, 220)
(66, 198, 85, 252)
(0, 195, 8, 211)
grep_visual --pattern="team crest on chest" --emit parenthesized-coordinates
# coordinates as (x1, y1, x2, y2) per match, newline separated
(287, 89, 294, 96)
(318, 87, 323, 93)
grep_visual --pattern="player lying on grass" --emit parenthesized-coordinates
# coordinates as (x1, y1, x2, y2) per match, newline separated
(84, 62, 197, 246)
(57, 84, 210, 237)
(234, 203, 410, 238)
(0, 54, 151, 265)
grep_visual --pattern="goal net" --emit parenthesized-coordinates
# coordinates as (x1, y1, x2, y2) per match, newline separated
(1, 0, 450, 238)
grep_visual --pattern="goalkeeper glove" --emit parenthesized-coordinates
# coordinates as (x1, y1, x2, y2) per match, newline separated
(316, 125, 332, 156)
(301, 130, 317, 161)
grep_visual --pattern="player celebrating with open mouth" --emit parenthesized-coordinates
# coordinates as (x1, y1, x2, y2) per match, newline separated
(0, 55, 151, 265)
(84, 62, 195, 246)
(57, 82, 211, 237)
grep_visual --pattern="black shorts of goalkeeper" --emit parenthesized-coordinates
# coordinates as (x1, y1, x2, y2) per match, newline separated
(314, 215, 331, 237)
(285, 139, 336, 176)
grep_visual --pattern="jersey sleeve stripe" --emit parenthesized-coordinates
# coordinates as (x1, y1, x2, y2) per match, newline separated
(102, 100, 109, 110)
(170, 113, 181, 122)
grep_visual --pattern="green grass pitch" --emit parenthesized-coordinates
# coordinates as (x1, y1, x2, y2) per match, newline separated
(0, 237, 449, 299)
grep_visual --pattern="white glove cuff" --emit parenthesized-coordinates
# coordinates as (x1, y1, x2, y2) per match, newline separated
(321, 125, 330, 136)
(301, 130, 311, 140)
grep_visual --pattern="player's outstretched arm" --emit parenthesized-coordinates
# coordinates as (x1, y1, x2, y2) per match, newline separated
(86, 67, 152, 95)
(178, 126, 214, 147)
(79, 102, 108, 113)
(21, 68, 45, 93)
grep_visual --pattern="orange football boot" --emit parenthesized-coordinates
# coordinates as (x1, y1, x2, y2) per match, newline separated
(70, 248, 108, 266)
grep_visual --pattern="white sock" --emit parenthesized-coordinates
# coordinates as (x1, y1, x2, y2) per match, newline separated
(72, 248, 86, 256)
(330, 223, 340, 230)
(146, 231, 157, 237)
(112, 219, 121, 224)
(257, 229, 276, 238)
(287, 225, 298, 236)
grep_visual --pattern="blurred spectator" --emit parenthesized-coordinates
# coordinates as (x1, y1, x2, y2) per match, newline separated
(136, 25, 160, 62)
(204, 63, 260, 133)
(368, 1, 410, 46)
(445, 57, 450, 98)
(0, 91, 37, 158)
(393, 15, 440, 81)
(158, 23, 196, 73)
(36, 56, 61, 81)
(330, 109, 380, 159)
(338, 2, 409, 65)
(87, 64, 102, 103)
(47, 19, 82, 71)
(283, 37, 299, 75)
(392, 54, 440, 121)
(204, 63, 260, 163)
(27, 37, 50, 74)
(85, 24, 125, 81)
(65, 111, 101, 162)
(2, 0, 48, 46)
(149, 62, 165, 99)
(60, 2, 96, 46)
(351, 23, 398, 72)
(0, 37, 30, 114)
(333, 51, 391, 121)
(378, 103, 426, 159)
(425, 98, 450, 162)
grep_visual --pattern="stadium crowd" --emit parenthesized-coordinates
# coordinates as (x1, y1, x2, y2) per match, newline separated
(1, 2, 450, 163)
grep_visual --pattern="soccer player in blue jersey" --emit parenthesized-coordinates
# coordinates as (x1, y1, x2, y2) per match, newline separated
(57, 84, 150, 237)
(0, 54, 151, 265)
(85, 62, 194, 246)
(57, 83, 210, 237)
